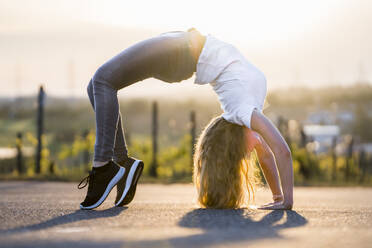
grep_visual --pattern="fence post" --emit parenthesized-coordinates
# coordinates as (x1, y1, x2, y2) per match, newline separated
(190, 111, 196, 167)
(82, 129, 90, 166)
(35, 85, 45, 174)
(49, 160, 55, 174)
(331, 137, 337, 181)
(358, 149, 367, 183)
(300, 125, 307, 148)
(345, 136, 354, 182)
(16, 132, 24, 174)
(149, 101, 158, 177)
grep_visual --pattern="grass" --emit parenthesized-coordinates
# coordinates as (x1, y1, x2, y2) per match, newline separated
(0, 119, 35, 146)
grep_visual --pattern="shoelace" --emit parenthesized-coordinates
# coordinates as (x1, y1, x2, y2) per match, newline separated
(77, 170, 96, 189)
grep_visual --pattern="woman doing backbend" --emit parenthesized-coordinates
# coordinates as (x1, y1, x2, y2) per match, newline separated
(79, 28, 293, 210)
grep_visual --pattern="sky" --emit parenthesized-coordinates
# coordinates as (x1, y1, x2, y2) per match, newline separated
(0, 0, 371, 99)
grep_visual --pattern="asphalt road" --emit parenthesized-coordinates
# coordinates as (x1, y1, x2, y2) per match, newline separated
(0, 182, 371, 248)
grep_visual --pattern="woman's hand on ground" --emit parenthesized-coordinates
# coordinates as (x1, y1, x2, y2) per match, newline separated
(257, 201, 293, 210)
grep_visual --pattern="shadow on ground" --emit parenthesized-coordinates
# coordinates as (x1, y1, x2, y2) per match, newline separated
(125, 209, 308, 248)
(1, 207, 307, 248)
(0, 240, 123, 248)
(0, 207, 127, 234)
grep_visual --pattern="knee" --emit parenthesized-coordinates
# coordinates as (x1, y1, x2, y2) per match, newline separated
(93, 64, 110, 83)
(92, 65, 118, 91)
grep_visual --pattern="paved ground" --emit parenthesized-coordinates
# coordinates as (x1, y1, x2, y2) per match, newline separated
(0, 182, 371, 248)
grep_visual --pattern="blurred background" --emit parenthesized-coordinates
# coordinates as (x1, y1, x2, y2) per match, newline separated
(1, 0, 371, 185)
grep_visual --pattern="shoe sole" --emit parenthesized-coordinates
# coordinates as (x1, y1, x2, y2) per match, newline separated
(115, 160, 143, 207)
(80, 167, 125, 210)
(120, 161, 144, 206)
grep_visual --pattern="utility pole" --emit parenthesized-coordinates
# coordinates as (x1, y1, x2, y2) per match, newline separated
(331, 137, 337, 181)
(35, 85, 45, 174)
(16, 132, 24, 174)
(345, 136, 354, 182)
(149, 101, 158, 177)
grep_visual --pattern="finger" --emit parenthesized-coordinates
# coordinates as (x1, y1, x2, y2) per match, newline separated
(249, 204, 275, 210)
(257, 204, 277, 210)
(257, 202, 284, 210)
(260, 202, 277, 207)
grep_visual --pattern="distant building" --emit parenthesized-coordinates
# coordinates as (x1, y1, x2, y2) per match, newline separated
(307, 110, 354, 133)
(307, 110, 335, 125)
(336, 111, 354, 123)
(303, 125, 340, 153)
(355, 143, 372, 154)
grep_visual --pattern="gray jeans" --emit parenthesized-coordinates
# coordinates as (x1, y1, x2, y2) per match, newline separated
(87, 79, 128, 162)
(87, 32, 195, 162)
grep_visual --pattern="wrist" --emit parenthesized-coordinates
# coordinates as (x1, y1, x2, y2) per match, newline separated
(284, 197, 293, 205)
(283, 198, 293, 208)
(283, 193, 293, 204)
(283, 201, 293, 210)
(272, 194, 283, 203)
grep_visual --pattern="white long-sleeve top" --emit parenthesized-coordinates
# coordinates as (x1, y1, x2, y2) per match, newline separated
(194, 35, 267, 128)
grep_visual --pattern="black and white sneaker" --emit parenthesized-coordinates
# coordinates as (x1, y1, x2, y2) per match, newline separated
(78, 161, 125, 210)
(115, 157, 144, 207)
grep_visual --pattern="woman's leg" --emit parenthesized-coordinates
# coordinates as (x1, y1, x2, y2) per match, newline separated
(113, 113, 128, 162)
(83, 35, 180, 207)
(87, 36, 179, 164)
(81, 34, 191, 208)
(78, 77, 127, 209)
(87, 79, 128, 164)
(89, 71, 119, 164)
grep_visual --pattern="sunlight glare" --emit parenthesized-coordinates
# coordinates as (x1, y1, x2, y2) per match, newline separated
(82, 0, 348, 43)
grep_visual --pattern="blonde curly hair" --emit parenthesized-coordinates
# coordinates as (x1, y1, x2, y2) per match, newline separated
(193, 116, 259, 208)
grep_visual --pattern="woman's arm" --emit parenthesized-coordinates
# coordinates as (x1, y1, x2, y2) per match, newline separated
(246, 129, 283, 202)
(250, 110, 294, 209)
